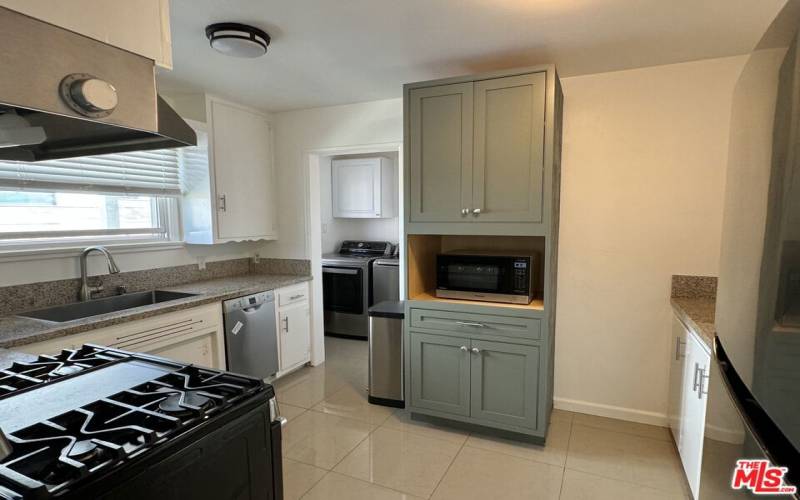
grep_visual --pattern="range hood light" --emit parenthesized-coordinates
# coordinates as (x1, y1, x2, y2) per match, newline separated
(205, 23, 270, 58)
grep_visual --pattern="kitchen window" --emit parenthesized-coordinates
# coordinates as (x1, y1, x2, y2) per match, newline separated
(0, 149, 185, 250)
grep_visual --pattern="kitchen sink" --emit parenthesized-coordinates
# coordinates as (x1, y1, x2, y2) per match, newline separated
(18, 291, 199, 323)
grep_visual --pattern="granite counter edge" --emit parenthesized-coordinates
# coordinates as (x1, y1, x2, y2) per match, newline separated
(670, 297, 715, 350)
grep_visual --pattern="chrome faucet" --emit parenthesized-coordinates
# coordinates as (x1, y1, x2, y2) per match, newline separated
(79, 246, 120, 302)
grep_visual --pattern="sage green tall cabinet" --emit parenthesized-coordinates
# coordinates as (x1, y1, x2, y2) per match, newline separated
(403, 65, 563, 443)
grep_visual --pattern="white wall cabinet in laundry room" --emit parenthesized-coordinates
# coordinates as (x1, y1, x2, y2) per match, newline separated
(332, 157, 395, 218)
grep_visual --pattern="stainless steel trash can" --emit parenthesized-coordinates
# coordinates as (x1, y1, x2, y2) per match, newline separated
(368, 300, 405, 408)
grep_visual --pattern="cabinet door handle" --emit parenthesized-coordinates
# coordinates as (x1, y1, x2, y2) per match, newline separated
(696, 366, 709, 399)
(460, 345, 468, 352)
(218, 194, 227, 212)
(456, 321, 485, 328)
(675, 337, 685, 360)
(283, 316, 289, 333)
(692, 362, 699, 392)
(289, 294, 303, 301)
(471, 347, 481, 354)
(461, 208, 469, 215)
(472, 208, 481, 215)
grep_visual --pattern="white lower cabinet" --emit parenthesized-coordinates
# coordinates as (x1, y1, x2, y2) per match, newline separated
(276, 283, 311, 374)
(669, 313, 711, 499)
(18, 303, 226, 369)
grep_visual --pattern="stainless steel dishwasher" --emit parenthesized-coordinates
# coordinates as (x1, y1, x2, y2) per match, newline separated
(223, 291, 279, 379)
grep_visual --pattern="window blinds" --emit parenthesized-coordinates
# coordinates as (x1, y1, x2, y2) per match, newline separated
(0, 148, 183, 196)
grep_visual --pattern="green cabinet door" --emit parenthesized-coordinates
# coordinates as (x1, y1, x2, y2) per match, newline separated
(410, 331, 471, 416)
(408, 82, 473, 222)
(472, 73, 546, 223)
(470, 339, 539, 429)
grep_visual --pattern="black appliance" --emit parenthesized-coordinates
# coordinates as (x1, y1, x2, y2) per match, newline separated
(700, 7, 800, 498)
(322, 241, 392, 339)
(0, 345, 284, 500)
(436, 250, 538, 305)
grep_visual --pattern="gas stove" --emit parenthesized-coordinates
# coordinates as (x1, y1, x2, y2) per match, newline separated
(0, 345, 283, 500)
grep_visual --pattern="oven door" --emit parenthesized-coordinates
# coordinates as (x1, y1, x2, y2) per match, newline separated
(322, 266, 364, 315)
(437, 255, 516, 295)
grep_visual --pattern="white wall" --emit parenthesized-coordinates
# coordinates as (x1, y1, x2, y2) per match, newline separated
(263, 98, 403, 259)
(264, 99, 403, 365)
(319, 152, 400, 254)
(554, 55, 747, 424)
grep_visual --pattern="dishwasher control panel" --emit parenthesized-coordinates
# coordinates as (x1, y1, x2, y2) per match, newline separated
(223, 291, 274, 312)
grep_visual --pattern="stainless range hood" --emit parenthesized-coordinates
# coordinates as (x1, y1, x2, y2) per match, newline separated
(0, 7, 196, 162)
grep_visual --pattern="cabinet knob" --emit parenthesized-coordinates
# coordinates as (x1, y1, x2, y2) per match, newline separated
(472, 208, 481, 215)
(460, 345, 468, 352)
(471, 347, 481, 354)
(461, 208, 469, 216)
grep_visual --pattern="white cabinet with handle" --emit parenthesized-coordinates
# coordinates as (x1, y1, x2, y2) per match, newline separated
(668, 313, 712, 500)
(0, 0, 173, 68)
(668, 316, 687, 447)
(276, 283, 312, 375)
(179, 95, 278, 244)
(332, 157, 395, 218)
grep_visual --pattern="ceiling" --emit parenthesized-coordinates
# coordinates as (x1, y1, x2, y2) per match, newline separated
(157, 0, 787, 112)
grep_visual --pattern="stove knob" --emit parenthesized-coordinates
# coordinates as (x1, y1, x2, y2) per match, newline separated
(60, 74, 118, 117)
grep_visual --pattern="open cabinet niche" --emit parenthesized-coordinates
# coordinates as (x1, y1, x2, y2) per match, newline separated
(406, 234, 546, 310)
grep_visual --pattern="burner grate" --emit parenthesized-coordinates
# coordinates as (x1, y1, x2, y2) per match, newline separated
(0, 346, 126, 400)
(0, 353, 263, 498)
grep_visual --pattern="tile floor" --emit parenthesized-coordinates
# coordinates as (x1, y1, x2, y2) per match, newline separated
(275, 337, 690, 500)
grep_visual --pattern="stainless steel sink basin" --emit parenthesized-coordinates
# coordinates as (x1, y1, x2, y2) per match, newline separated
(18, 291, 198, 323)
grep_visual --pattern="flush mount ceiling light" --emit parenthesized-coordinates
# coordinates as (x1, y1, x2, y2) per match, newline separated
(205, 23, 270, 58)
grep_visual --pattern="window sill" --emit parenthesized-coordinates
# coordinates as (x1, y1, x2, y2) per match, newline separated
(0, 241, 187, 263)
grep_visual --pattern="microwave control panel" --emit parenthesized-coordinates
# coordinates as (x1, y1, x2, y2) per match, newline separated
(513, 259, 530, 293)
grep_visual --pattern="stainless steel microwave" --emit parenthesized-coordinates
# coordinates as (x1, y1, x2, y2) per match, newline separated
(435, 251, 538, 304)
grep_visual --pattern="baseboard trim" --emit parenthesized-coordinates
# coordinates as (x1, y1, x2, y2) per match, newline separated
(554, 397, 669, 427)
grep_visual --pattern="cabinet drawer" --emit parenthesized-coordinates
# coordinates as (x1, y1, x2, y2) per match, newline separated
(278, 283, 309, 308)
(410, 308, 540, 340)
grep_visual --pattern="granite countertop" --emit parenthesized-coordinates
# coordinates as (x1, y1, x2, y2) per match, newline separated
(0, 274, 311, 349)
(670, 297, 715, 348)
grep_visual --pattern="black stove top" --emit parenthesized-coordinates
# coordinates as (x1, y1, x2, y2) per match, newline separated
(0, 345, 266, 499)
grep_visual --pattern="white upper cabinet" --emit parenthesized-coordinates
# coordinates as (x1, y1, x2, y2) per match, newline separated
(331, 157, 395, 218)
(179, 96, 277, 244)
(209, 97, 277, 241)
(0, 0, 173, 68)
